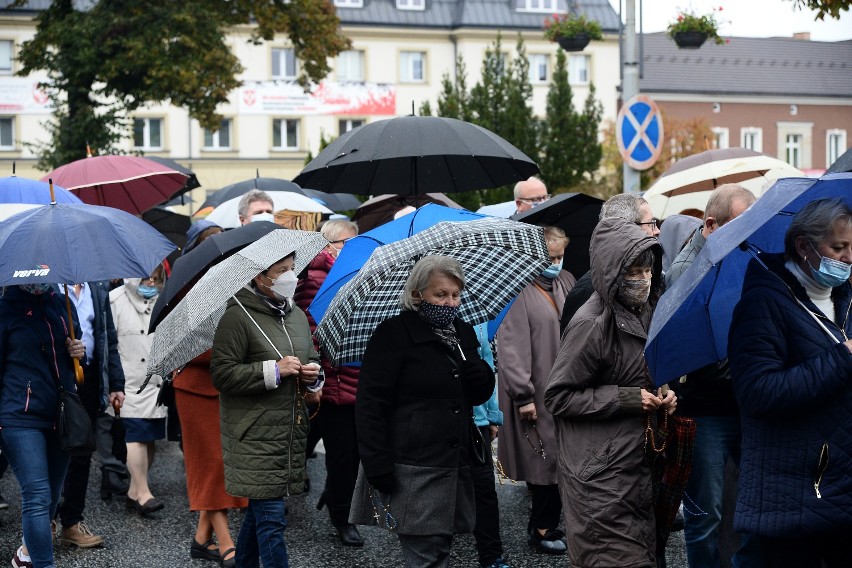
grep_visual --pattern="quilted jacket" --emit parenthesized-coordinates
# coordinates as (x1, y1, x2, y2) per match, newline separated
(728, 253, 852, 537)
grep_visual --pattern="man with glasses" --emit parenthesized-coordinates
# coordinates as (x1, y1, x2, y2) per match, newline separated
(514, 177, 551, 214)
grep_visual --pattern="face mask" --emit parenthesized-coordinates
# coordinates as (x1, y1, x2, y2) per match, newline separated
(809, 242, 852, 288)
(250, 212, 275, 223)
(264, 270, 298, 301)
(541, 260, 563, 279)
(616, 277, 651, 308)
(418, 299, 460, 328)
(20, 283, 51, 295)
(136, 284, 160, 300)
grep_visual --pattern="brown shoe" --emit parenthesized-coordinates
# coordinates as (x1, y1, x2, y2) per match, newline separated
(59, 522, 104, 548)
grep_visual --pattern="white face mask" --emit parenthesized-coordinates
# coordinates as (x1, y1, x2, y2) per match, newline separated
(265, 270, 298, 301)
(250, 212, 275, 223)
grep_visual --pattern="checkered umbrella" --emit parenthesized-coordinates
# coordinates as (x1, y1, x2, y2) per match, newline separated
(144, 229, 328, 384)
(315, 217, 550, 366)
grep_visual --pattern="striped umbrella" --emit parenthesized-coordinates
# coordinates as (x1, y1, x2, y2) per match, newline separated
(144, 229, 328, 382)
(315, 217, 550, 366)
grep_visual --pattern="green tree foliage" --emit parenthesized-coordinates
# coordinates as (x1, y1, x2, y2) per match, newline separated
(304, 129, 336, 166)
(792, 0, 851, 19)
(539, 49, 603, 193)
(418, 100, 433, 116)
(502, 36, 539, 165)
(436, 55, 471, 121)
(15, 0, 350, 169)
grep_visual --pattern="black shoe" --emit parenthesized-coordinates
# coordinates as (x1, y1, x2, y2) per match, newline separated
(125, 496, 164, 516)
(528, 528, 567, 555)
(190, 538, 220, 562)
(336, 524, 364, 547)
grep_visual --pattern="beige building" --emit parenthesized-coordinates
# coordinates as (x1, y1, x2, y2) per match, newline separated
(0, 0, 622, 212)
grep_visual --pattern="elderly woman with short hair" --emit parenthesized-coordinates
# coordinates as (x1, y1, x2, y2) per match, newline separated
(728, 197, 852, 567)
(350, 255, 495, 568)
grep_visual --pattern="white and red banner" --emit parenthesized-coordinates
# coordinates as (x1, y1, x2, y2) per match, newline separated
(0, 78, 51, 114)
(239, 80, 396, 116)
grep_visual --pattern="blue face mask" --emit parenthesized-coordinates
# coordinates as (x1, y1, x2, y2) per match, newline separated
(809, 242, 852, 288)
(136, 284, 160, 299)
(541, 260, 563, 279)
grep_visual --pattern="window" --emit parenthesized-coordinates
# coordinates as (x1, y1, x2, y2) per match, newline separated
(712, 127, 729, 150)
(827, 129, 847, 168)
(204, 119, 231, 150)
(334, 0, 363, 7)
(337, 50, 365, 82)
(529, 54, 548, 84)
(740, 127, 763, 153)
(396, 0, 425, 10)
(785, 134, 802, 168)
(519, 0, 559, 12)
(568, 54, 590, 84)
(339, 119, 364, 135)
(133, 118, 163, 150)
(271, 48, 297, 80)
(0, 40, 11, 73)
(0, 117, 13, 149)
(272, 119, 299, 150)
(400, 51, 425, 83)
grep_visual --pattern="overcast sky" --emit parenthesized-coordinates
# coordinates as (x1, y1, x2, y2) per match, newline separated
(607, 0, 852, 41)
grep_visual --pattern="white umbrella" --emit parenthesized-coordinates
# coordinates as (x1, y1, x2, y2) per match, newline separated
(476, 201, 517, 218)
(0, 203, 39, 222)
(206, 191, 333, 228)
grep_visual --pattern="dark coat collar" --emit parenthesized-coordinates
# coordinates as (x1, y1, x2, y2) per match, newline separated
(398, 310, 479, 350)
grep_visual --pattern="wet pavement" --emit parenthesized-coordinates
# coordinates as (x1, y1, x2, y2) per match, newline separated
(0, 440, 686, 567)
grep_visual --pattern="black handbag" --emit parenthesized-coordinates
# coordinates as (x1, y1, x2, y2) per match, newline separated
(470, 420, 489, 465)
(56, 387, 96, 456)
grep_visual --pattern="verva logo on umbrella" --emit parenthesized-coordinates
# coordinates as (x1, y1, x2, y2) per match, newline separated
(12, 264, 50, 278)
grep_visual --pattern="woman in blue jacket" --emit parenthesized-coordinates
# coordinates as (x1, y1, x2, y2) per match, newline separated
(0, 284, 85, 568)
(728, 198, 852, 568)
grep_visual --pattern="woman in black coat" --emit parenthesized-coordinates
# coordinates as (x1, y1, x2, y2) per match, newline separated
(350, 255, 495, 568)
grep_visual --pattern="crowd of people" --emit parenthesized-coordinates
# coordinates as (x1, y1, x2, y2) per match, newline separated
(1, 180, 851, 568)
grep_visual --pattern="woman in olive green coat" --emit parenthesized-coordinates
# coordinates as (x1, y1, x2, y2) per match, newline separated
(212, 252, 322, 568)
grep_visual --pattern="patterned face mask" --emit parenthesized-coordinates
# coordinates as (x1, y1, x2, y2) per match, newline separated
(418, 299, 460, 328)
(20, 283, 51, 295)
(616, 277, 651, 308)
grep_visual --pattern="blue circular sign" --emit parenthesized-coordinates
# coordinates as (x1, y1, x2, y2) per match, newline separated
(616, 95, 664, 171)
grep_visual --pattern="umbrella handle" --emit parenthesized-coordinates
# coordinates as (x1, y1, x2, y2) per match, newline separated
(63, 284, 85, 385)
(112, 397, 121, 418)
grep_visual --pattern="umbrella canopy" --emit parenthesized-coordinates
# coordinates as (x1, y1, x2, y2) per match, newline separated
(145, 229, 328, 379)
(205, 191, 332, 229)
(200, 176, 359, 213)
(42, 155, 189, 215)
(293, 115, 539, 196)
(309, 204, 486, 326)
(645, 173, 852, 386)
(476, 201, 517, 218)
(0, 203, 39, 222)
(314, 216, 551, 366)
(144, 156, 201, 201)
(149, 221, 284, 331)
(644, 148, 804, 219)
(0, 203, 176, 286)
(0, 176, 82, 204)
(352, 193, 463, 232)
(827, 147, 852, 174)
(301, 188, 362, 212)
(510, 192, 604, 278)
(142, 207, 191, 267)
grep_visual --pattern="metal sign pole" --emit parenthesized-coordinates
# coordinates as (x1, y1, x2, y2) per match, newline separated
(622, 0, 641, 194)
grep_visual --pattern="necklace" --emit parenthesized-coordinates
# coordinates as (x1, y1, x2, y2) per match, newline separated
(368, 487, 398, 531)
(521, 421, 547, 460)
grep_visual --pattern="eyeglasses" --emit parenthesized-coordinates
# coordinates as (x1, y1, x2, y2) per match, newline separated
(517, 194, 551, 205)
(328, 237, 353, 245)
(635, 218, 660, 229)
(142, 276, 164, 285)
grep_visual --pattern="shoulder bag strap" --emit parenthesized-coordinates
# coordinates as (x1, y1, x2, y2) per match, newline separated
(233, 296, 284, 359)
(532, 282, 559, 315)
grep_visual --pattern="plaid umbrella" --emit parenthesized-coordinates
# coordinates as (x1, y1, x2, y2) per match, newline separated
(649, 413, 697, 549)
(144, 229, 328, 383)
(315, 217, 550, 366)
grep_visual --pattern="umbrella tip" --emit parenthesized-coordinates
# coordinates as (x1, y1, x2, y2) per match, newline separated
(11, 161, 15, 175)
(86, 142, 93, 158)
(48, 178, 57, 205)
(411, 101, 415, 116)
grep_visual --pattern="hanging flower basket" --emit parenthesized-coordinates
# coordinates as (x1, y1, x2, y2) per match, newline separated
(673, 31, 708, 49)
(544, 13, 602, 52)
(556, 33, 592, 52)
(667, 8, 726, 49)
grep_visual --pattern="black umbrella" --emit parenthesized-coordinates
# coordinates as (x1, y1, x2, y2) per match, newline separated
(146, 157, 201, 201)
(510, 193, 604, 278)
(142, 207, 191, 268)
(827, 147, 852, 174)
(293, 115, 539, 196)
(302, 188, 362, 212)
(148, 221, 284, 332)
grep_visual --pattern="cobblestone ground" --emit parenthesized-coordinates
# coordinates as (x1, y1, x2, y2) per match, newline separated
(0, 440, 686, 567)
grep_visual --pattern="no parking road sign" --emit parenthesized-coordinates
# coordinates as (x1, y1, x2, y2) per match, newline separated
(616, 95, 664, 171)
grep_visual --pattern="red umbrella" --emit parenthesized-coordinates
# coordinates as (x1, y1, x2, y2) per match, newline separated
(42, 155, 188, 215)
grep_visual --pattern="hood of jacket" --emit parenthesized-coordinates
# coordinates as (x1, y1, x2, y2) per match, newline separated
(589, 217, 663, 308)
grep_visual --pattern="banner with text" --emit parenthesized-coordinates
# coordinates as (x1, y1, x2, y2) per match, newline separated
(239, 81, 396, 116)
(0, 78, 52, 114)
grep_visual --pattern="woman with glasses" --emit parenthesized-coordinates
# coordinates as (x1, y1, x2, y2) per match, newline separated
(545, 217, 674, 567)
(495, 226, 576, 554)
(109, 265, 167, 516)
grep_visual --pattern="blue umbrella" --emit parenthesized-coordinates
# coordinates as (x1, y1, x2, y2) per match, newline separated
(0, 176, 82, 204)
(309, 204, 486, 325)
(0, 202, 176, 286)
(645, 173, 852, 386)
